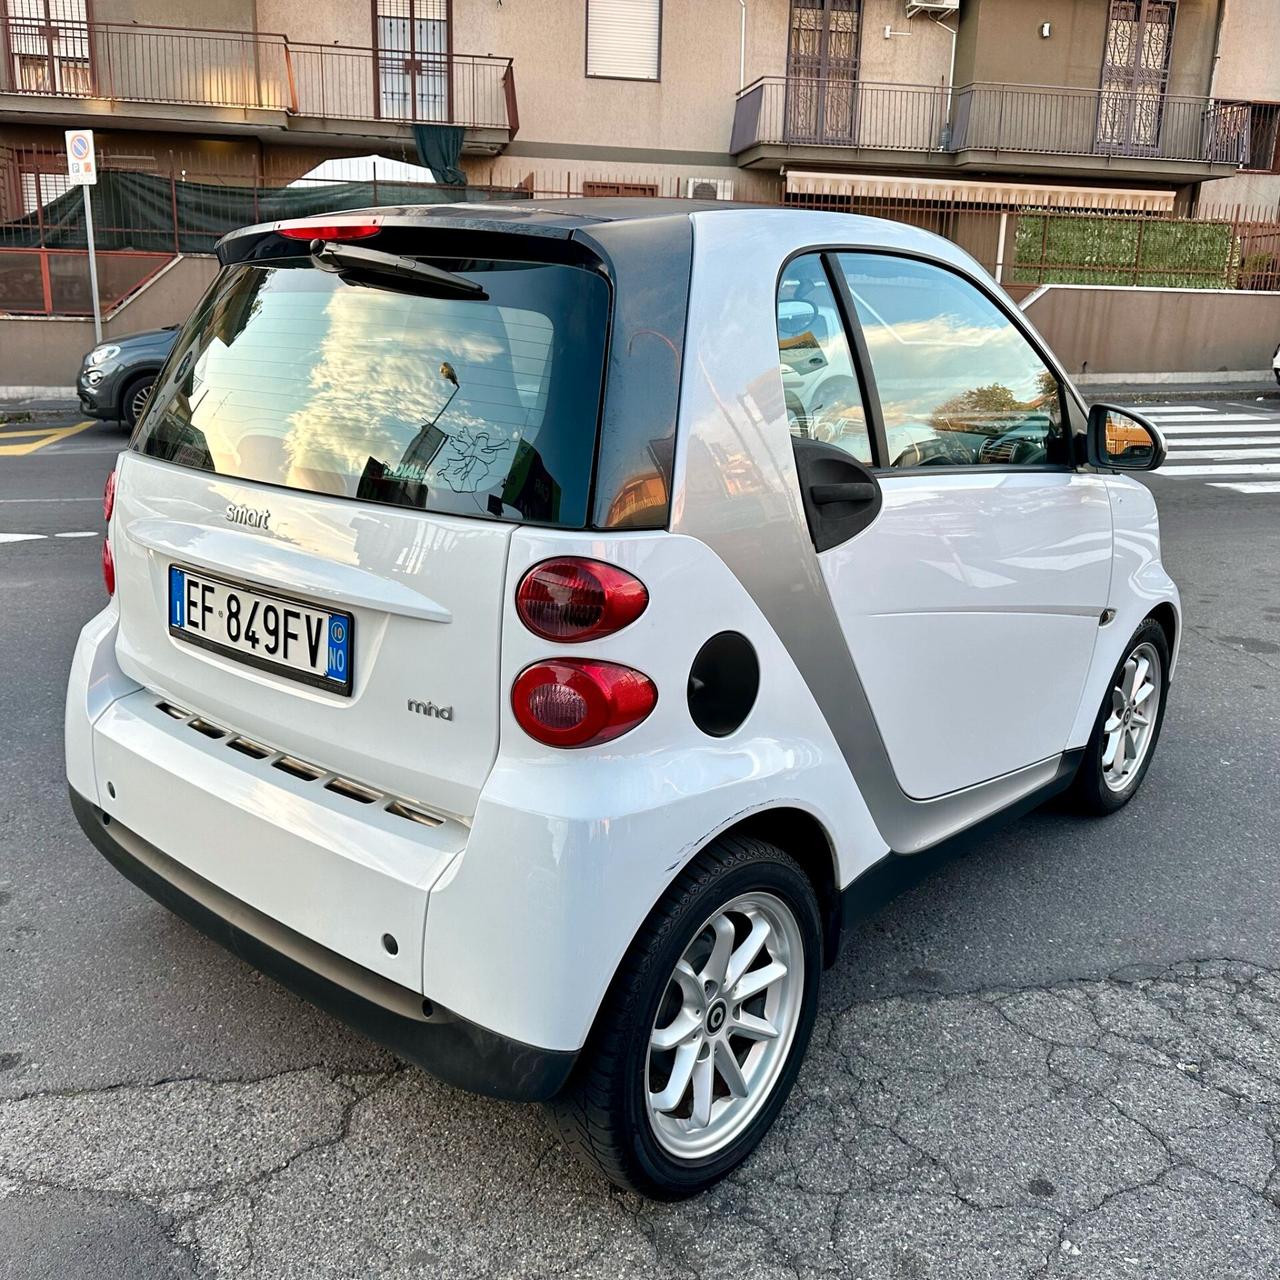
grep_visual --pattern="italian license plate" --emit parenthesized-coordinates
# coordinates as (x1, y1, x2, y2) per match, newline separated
(167, 565, 353, 695)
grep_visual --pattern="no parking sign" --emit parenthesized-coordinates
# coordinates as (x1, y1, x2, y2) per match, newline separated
(64, 128, 103, 341)
(64, 129, 97, 185)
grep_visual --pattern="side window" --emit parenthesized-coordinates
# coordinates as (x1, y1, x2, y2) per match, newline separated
(775, 254, 872, 466)
(835, 253, 1069, 470)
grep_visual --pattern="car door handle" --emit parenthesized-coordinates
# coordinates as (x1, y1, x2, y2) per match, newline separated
(809, 481, 878, 505)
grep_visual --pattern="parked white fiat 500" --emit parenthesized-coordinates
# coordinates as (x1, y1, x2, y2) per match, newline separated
(67, 201, 1178, 1198)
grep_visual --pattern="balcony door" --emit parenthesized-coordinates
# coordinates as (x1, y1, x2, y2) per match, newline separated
(3, 0, 91, 95)
(1095, 0, 1176, 155)
(785, 0, 860, 145)
(375, 0, 449, 123)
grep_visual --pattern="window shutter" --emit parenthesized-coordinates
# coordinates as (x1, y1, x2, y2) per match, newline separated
(587, 0, 661, 80)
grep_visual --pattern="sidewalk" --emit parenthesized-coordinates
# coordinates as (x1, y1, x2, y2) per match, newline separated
(0, 395, 82, 423)
(1076, 376, 1280, 404)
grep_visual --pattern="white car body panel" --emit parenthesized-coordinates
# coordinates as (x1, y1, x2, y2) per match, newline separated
(109, 453, 513, 820)
(423, 529, 888, 1051)
(820, 469, 1114, 798)
(1066, 475, 1181, 747)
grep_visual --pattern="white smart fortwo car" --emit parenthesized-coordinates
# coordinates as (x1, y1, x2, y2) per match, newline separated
(67, 201, 1179, 1199)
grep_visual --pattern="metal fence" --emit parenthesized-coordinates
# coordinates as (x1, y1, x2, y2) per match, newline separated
(0, 247, 174, 317)
(732, 77, 1251, 167)
(4, 148, 1280, 317)
(0, 20, 516, 130)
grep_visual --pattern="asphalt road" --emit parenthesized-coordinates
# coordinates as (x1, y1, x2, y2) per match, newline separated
(2, 410, 1278, 1279)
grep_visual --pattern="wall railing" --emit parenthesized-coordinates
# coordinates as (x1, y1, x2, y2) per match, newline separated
(732, 77, 1250, 167)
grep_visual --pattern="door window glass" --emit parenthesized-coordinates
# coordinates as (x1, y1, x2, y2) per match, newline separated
(776, 253, 872, 465)
(836, 253, 1067, 469)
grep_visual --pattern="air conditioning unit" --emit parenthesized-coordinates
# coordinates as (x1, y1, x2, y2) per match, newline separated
(684, 177, 735, 201)
(905, 0, 959, 16)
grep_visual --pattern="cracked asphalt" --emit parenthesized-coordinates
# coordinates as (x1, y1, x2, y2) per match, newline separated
(2, 412, 1279, 1278)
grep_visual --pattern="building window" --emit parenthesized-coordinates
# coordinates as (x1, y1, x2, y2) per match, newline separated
(19, 165, 71, 217)
(375, 0, 450, 122)
(1096, 0, 1176, 155)
(785, 0, 861, 145)
(1243, 103, 1280, 173)
(585, 0, 661, 82)
(3, 0, 91, 95)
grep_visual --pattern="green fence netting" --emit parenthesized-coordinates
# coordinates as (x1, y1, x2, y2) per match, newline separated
(1012, 212, 1239, 289)
(1, 169, 529, 254)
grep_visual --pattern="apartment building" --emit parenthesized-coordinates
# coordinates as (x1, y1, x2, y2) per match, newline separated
(3, 0, 1277, 212)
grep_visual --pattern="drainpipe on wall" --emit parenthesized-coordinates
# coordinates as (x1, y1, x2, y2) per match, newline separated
(1202, 0, 1228, 214)
(738, 0, 747, 90)
(1208, 0, 1227, 102)
(931, 14, 958, 150)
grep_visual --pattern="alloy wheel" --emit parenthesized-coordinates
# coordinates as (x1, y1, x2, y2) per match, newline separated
(128, 381, 152, 426)
(1102, 640, 1162, 792)
(645, 891, 804, 1160)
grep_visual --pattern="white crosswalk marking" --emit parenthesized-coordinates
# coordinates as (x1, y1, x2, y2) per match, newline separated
(1209, 481, 1280, 493)
(1122, 402, 1280, 494)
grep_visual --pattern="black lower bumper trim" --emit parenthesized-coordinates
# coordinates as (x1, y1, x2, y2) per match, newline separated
(70, 787, 576, 1102)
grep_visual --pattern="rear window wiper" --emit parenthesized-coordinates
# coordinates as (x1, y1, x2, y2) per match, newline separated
(309, 240, 488, 300)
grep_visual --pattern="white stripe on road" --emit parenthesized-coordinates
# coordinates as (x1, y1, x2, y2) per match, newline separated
(1146, 427, 1280, 437)
(1162, 448, 1280, 462)
(1208, 480, 1280, 493)
(1134, 405, 1217, 413)
(1168, 436, 1280, 446)
(1151, 462, 1280, 476)
(1147, 417, 1278, 428)
(0, 531, 96, 543)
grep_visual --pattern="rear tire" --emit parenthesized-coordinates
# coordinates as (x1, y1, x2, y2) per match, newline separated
(550, 834, 822, 1199)
(1069, 617, 1170, 815)
(120, 374, 155, 429)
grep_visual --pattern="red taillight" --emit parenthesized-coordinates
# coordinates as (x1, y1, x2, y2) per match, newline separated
(278, 223, 380, 241)
(512, 660, 656, 749)
(516, 558, 648, 642)
(103, 468, 116, 523)
(102, 538, 115, 597)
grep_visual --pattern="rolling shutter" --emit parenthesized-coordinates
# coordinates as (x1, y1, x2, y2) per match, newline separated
(586, 0, 661, 80)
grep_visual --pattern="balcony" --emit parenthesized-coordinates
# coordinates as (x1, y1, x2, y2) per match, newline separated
(731, 78, 1249, 183)
(0, 21, 517, 153)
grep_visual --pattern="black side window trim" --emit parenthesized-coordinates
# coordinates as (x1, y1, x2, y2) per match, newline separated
(818, 246, 1082, 476)
(820, 251, 888, 468)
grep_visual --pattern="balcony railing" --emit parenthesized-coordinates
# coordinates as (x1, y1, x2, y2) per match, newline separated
(0, 21, 516, 131)
(732, 77, 1250, 168)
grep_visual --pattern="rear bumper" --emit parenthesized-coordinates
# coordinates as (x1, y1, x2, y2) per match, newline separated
(70, 787, 576, 1102)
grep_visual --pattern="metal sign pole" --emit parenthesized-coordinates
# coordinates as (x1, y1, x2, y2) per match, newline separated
(83, 181, 103, 345)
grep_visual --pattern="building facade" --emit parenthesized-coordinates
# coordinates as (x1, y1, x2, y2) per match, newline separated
(3, 0, 1277, 211)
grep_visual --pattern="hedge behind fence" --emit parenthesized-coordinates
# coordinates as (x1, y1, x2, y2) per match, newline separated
(1013, 213, 1238, 289)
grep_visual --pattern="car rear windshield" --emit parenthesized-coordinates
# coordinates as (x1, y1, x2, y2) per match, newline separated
(134, 257, 610, 527)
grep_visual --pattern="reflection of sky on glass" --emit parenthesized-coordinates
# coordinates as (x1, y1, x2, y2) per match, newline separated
(841, 256, 1052, 430)
(186, 270, 553, 503)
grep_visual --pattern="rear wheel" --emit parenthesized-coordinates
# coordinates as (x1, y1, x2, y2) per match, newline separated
(551, 835, 822, 1198)
(1070, 617, 1170, 815)
(120, 374, 155, 429)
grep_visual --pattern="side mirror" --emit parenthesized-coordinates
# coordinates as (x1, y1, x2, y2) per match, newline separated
(1087, 403, 1167, 471)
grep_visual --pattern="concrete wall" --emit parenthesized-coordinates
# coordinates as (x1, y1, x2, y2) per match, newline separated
(1212, 0, 1280, 100)
(450, 0, 791, 156)
(859, 0, 955, 86)
(0, 255, 218, 388)
(1023, 283, 1280, 375)
(956, 0, 1219, 98)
